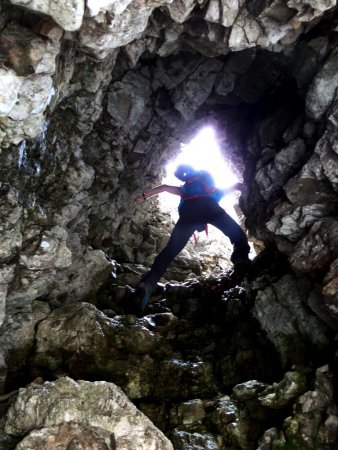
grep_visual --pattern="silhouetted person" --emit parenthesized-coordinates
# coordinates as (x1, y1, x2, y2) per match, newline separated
(132, 164, 250, 316)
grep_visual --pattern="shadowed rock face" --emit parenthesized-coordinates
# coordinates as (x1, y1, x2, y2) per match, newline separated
(0, 1, 338, 449)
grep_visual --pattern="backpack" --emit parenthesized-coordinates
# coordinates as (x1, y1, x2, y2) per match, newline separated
(178, 171, 223, 240)
(180, 170, 223, 203)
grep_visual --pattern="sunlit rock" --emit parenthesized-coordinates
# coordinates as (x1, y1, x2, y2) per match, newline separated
(0, 74, 54, 145)
(9, 0, 85, 31)
(79, 0, 172, 58)
(258, 370, 308, 409)
(229, 9, 269, 50)
(288, 0, 336, 22)
(306, 47, 338, 119)
(0, 68, 22, 116)
(5, 377, 173, 449)
(166, 0, 197, 24)
(15, 422, 114, 450)
(87, 0, 133, 16)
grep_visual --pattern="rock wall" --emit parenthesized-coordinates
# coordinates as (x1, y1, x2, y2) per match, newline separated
(0, 0, 337, 449)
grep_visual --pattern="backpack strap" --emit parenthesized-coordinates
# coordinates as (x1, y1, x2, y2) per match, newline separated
(182, 176, 217, 201)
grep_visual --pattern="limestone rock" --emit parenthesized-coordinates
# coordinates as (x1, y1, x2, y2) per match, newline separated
(0, 74, 54, 145)
(0, 190, 22, 261)
(171, 429, 221, 450)
(0, 22, 61, 76)
(107, 68, 153, 136)
(0, 265, 15, 326)
(255, 138, 308, 203)
(0, 0, 338, 447)
(210, 395, 261, 449)
(287, 0, 336, 22)
(0, 301, 50, 393)
(171, 58, 223, 119)
(233, 380, 268, 401)
(5, 377, 173, 450)
(229, 9, 269, 51)
(258, 370, 308, 409)
(289, 218, 338, 273)
(31, 302, 157, 397)
(166, 0, 197, 24)
(15, 422, 115, 450)
(253, 273, 330, 367)
(9, 0, 85, 31)
(0, 68, 22, 116)
(281, 365, 338, 449)
(79, 0, 172, 58)
(306, 47, 338, 119)
(87, 0, 133, 16)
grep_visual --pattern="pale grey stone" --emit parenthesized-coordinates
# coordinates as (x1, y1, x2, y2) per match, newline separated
(166, 0, 197, 24)
(0, 68, 22, 116)
(19, 226, 72, 271)
(287, 0, 336, 22)
(306, 48, 338, 119)
(259, 370, 308, 408)
(171, 59, 223, 119)
(0, 301, 50, 392)
(87, 0, 133, 16)
(205, 0, 220, 24)
(220, 0, 243, 28)
(15, 422, 114, 450)
(9, 0, 85, 31)
(5, 377, 174, 450)
(253, 274, 329, 366)
(229, 10, 269, 50)
(79, 0, 171, 57)
(8, 75, 54, 120)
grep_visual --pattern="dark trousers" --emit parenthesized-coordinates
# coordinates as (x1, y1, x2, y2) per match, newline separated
(142, 197, 250, 288)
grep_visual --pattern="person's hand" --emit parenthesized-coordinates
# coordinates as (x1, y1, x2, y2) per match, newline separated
(134, 193, 146, 204)
(233, 182, 243, 191)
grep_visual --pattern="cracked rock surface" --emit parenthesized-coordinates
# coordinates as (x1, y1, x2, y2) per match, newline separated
(0, 0, 338, 448)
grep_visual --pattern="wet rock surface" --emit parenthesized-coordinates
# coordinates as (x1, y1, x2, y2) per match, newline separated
(0, 0, 338, 448)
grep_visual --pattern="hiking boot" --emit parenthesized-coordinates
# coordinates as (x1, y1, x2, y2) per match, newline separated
(232, 258, 251, 277)
(131, 282, 153, 317)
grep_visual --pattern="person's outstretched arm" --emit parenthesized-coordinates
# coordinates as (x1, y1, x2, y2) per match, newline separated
(134, 184, 181, 204)
(220, 182, 243, 197)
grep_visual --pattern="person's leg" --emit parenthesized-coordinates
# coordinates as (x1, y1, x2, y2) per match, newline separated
(210, 212, 250, 265)
(133, 219, 198, 315)
(145, 220, 197, 283)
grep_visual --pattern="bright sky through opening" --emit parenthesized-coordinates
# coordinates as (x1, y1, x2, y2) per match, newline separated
(162, 127, 241, 222)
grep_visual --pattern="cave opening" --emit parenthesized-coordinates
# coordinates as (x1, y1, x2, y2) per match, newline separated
(158, 125, 255, 271)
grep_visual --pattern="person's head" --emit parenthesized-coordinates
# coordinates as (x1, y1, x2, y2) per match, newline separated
(174, 164, 197, 181)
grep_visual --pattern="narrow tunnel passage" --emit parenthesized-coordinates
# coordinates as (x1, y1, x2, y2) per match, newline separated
(0, 2, 337, 449)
